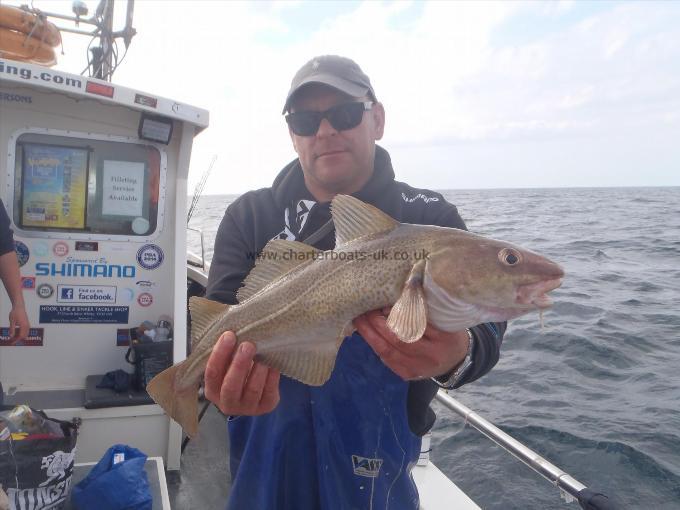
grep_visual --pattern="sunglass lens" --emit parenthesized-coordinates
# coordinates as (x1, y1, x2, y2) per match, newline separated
(328, 102, 364, 131)
(287, 112, 322, 136)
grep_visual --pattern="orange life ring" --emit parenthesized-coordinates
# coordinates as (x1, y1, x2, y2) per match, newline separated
(0, 27, 57, 66)
(0, 5, 61, 47)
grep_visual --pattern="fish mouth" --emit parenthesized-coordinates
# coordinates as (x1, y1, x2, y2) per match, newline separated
(516, 278, 563, 308)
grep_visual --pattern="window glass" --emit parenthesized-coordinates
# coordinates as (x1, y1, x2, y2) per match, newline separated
(13, 132, 161, 237)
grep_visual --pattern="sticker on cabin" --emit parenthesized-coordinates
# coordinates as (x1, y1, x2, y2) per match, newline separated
(35, 261, 136, 279)
(120, 288, 135, 302)
(0, 91, 32, 103)
(0, 327, 44, 347)
(102, 161, 144, 217)
(39, 305, 129, 324)
(21, 276, 36, 290)
(37, 283, 54, 299)
(137, 292, 153, 307)
(57, 285, 117, 304)
(136, 280, 156, 289)
(34, 241, 49, 257)
(117, 328, 132, 346)
(14, 241, 29, 267)
(53, 241, 69, 257)
(134, 93, 157, 108)
(137, 244, 164, 270)
(75, 241, 99, 251)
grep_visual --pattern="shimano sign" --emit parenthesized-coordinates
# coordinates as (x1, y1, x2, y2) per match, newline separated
(35, 262, 136, 278)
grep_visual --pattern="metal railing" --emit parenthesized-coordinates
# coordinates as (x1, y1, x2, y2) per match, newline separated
(434, 391, 618, 510)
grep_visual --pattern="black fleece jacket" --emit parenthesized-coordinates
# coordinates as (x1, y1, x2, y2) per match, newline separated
(206, 145, 505, 435)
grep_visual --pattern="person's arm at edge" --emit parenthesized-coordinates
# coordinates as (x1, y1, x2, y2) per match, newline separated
(0, 251, 30, 342)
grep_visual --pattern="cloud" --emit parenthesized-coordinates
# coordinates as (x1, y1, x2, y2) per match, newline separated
(6, 0, 679, 191)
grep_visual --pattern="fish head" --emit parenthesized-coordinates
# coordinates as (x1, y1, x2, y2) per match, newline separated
(424, 232, 564, 324)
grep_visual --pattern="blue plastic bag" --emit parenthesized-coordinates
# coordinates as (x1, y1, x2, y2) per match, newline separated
(71, 444, 152, 510)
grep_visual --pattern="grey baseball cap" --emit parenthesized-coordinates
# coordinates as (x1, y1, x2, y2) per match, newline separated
(282, 55, 377, 114)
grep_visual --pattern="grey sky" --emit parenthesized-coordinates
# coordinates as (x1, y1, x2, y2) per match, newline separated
(12, 0, 680, 192)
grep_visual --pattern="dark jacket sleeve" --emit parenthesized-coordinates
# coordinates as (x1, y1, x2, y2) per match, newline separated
(0, 199, 14, 256)
(205, 209, 255, 305)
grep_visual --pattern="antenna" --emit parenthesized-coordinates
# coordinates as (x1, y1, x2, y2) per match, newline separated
(25, 0, 137, 81)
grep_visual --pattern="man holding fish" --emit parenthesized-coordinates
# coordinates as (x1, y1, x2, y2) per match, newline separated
(147, 55, 563, 509)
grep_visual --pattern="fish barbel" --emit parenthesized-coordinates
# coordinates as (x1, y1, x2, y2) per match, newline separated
(147, 195, 564, 436)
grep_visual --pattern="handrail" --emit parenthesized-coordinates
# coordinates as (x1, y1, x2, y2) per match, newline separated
(187, 227, 206, 269)
(434, 391, 618, 510)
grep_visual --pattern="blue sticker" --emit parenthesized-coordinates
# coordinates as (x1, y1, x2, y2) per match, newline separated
(136, 244, 164, 270)
(34, 241, 49, 257)
(39, 305, 129, 324)
(121, 288, 135, 302)
(117, 328, 132, 346)
(21, 277, 36, 289)
(14, 241, 30, 267)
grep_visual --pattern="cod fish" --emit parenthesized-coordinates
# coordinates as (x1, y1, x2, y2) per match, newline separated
(147, 195, 564, 436)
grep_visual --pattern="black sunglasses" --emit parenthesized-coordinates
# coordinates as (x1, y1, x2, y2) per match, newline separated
(285, 101, 373, 136)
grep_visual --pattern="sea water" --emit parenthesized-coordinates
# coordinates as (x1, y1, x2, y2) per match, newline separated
(188, 186, 680, 509)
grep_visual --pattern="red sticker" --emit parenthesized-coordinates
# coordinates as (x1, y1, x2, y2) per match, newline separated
(21, 276, 36, 290)
(53, 241, 69, 257)
(137, 292, 153, 307)
(0, 327, 44, 346)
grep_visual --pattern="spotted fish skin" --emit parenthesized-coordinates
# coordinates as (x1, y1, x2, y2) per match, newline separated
(147, 196, 564, 436)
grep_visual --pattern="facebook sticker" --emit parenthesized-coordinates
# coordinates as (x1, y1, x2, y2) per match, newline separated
(60, 287, 75, 301)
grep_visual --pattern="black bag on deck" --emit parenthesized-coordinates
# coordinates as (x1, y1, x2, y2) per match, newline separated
(0, 405, 79, 510)
(125, 340, 173, 391)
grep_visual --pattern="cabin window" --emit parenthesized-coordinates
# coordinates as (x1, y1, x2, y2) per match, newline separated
(12, 132, 163, 238)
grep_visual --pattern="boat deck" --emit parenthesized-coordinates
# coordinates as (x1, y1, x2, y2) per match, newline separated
(167, 403, 230, 509)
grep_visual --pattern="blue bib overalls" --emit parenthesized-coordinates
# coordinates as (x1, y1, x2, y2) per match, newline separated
(226, 333, 422, 510)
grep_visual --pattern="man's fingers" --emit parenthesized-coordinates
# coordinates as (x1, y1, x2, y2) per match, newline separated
(220, 341, 257, 407)
(17, 316, 29, 341)
(355, 313, 408, 372)
(242, 361, 269, 410)
(9, 316, 18, 340)
(258, 369, 280, 413)
(204, 332, 237, 403)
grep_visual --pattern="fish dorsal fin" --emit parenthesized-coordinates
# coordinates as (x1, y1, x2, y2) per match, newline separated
(189, 296, 229, 350)
(331, 195, 399, 246)
(236, 239, 321, 303)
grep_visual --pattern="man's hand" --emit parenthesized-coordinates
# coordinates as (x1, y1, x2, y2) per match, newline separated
(204, 331, 281, 416)
(9, 305, 29, 343)
(353, 308, 470, 380)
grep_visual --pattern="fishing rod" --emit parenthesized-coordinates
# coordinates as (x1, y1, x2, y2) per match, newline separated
(187, 155, 217, 224)
(434, 391, 618, 510)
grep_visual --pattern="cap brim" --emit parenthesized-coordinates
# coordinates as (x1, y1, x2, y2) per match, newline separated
(282, 75, 369, 114)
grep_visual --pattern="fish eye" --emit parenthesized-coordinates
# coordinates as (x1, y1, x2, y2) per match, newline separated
(499, 248, 521, 266)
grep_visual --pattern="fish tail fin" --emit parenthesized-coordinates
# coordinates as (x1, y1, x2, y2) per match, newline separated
(146, 361, 200, 437)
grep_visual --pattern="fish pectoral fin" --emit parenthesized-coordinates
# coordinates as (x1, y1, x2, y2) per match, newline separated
(237, 239, 322, 303)
(256, 325, 351, 386)
(387, 260, 427, 343)
(331, 195, 399, 246)
(189, 296, 230, 351)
